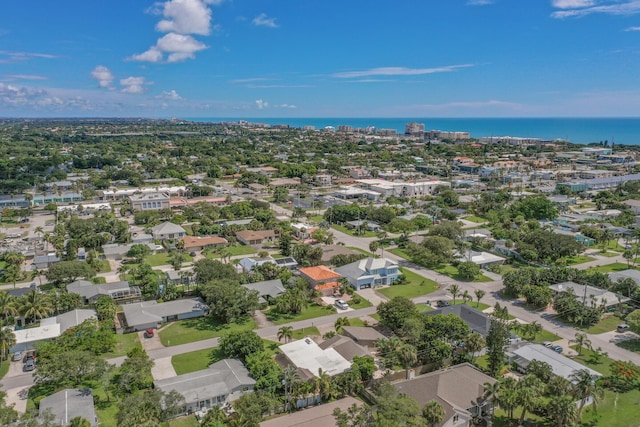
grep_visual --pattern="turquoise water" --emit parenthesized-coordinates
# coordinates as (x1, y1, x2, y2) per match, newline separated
(187, 117, 640, 145)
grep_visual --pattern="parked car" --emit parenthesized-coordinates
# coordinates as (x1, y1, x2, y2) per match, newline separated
(144, 328, 155, 338)
(12, 351, 22, 362)
(334, 300, 349, 310)
(551, 345, 563, 353)
(24, 359, 35, 372)
(543, 341, 553, 348)
(436, 300, 451, 308)
(617, 324, 630, 333)
(23, 350, 36, 363)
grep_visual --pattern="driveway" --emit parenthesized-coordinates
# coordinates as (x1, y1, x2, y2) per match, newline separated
(1, 360, 34, 414)
(151, 357, 177, 381)
(356, 288, 388, 306)
(139, 330, 164, 352)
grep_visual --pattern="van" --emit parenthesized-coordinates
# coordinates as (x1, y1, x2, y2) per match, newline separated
(616, 324, 630, 333)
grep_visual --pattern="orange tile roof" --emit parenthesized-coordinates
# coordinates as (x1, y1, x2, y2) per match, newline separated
(315, 282, 340, 290)
(300, 265, 342, 281)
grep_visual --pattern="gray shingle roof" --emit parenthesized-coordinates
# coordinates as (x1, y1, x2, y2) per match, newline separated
(39, 388, 97, 426)
(151, 221, 186, 236)
(122, 297, 208, 328)
(428, 304, 492, 337)
(242, 279, 286, 302)
(56, 309, 97, 334)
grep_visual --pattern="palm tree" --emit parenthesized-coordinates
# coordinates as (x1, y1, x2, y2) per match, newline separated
(422, 400, 445, 427)
(482, 381, 501, 418)
(461, 290, 472, 304)
(69, 417, 91, 427)
(278, 326, 294, 343)
(573, 332, 591, 356)
(397, 343, 418, 373)
(570, 369, 603, 419)
(334, 317, 351, 334)
(369, 241, 380, 257)
(546, 394, 577, 427)
(517, 375, 543, 425)
(0, 328, 16, 361)
(19, 290, 53, 324)
(449, 284, 460, 304)
(0, 292, 18, 321)
(496, 377, 518, 420)
(464, 332, 486, 363)
(474, 289, 486, 308)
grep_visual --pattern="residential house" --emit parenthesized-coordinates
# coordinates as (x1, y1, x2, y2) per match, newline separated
(427, 304, 492, 337)
(260, 397, 362, 427)
(102, 242, 156, 260)
(239, 257, 278, 273)
(457, 250, 505, 269)
(10, 309, 97, 352)
(39, 389, 97, 426)
(508, 342, 601, 382)
(608, 269, 640, 288)
(391, 363, 496, 427)
(334, 257, 399, 290)
(151, 222, 186, 241)
(165, 267, 195, 286)
(67, 280, 141, 304)
(554, 228, 596, 246)
(180, 235, 228, 252)
(277, 337, 352, 378)
(34, 253, 60, 269)
(154, 359, 255, 415)
(120, 297, 209, 332)
(290, 222, 317, 241)
(129, 192, 171, 211)
(548, 281, 629, 309)
(299, 265, 342, 296)
(242, 279, 286, 304)
(345, 220, 381, 233)
(318, 335, 370, 360)
(235, 229, 276, 246)
(320, 245, 361, 265)
(340, 326, 387, 348)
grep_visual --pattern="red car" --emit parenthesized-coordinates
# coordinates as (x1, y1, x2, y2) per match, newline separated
(144, 328, 154, 338)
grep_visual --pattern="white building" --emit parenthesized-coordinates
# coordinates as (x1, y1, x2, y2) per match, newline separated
(355, 179, 450, 198)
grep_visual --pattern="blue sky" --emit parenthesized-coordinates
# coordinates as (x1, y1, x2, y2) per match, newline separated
(2, 0, 640, 118)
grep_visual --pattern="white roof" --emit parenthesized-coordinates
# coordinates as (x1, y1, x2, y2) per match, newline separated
(280, 337, 351, 377)
(458, 250, 504, 265)
(11, 322, 61, 344)
(549, 281, 629, 306)
(512, 343, 601, 381)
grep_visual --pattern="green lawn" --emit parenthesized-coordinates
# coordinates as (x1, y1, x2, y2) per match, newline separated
(0, 360, 9, 380)
(433, 264, 493, 282)
(346, 246, 373, 256)
(580, 389, 640, 427)
(388, 247, 410, 259)
(332, 224, 378, 238)
(562, 255, 596, 266)
(165, 415, 200, 427)
(377, 268, 439, 300)
(172, 339, 280, 375)
(531, 329, 561, 344)
(451, 300, 491, 311)
(291, 326, 321, 339)
(144, 252, 193, 267)
(599, 251, 621, 258)
(266, 303, 337, 325)
(570, 346, 613, 376)
(309, 215, 324, 224)
(96, 260, 112, 273)
(345, 318, 368, 327)
(465, 215, 488, 223)
(158, 317, 257, 346)
(616, 338, 640, 353)
(600, 240, 625, 252)
(102, 333, 140, 359)
(583, 315, 623, 334)
(349, 296, 373, 309)
(416, 303, 433, 312)
(92, 276, 107, 284)
(585, 262, 630, 274)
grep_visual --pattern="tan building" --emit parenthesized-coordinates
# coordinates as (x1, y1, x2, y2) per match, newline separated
(180, 235, 228, 252)
(129, 192, 170, 211)
(235, 230, 277, 246)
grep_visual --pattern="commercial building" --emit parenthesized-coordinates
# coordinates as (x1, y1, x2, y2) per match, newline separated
(129, 192, 171, 211)
(355, 179, 450, 198)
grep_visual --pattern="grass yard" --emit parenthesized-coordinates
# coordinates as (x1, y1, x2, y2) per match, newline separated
(616, 338, 640, 353)
(451, 300, 491, 311)
(345, 318, 368, 327)
(291, 326, 321, 340)
(164, 416, 200, 427)
(600, 240, 625, 252)
(388, 247, 410, 259)
(144, 252, 193, 267)
(377, 268, 439, 300)
(0, 360, 8, 380)
(309, 215, 324, 224)
(346, 246, 373, 256)
(96, 260, 112, 273)
(570, 347, 613, 376)
(465, 215, 488, 223)
(583, 315, 623, 334)
(349, 296, 373, 309)
(204, 245, 257, 258)
(102, 333, 140, 359)
(562, 255, 596, 266)
(92, 276, 107, 284)
(159, 317, 257, 347)
(266, 303, 337, 324)
(580, 389, 640, 427)
(416, 303, 433, 312)
(586, 262, 630, 274)
(172, 340, 280, 375)
(531, 329, 561, 344)
(433, 264, 493, 282)
(599, 251, 621, 258)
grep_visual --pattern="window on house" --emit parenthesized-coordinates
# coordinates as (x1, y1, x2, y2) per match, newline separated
(453, 414, 459, 423)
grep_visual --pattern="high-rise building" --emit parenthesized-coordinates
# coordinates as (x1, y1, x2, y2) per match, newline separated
(405, 122, 425, 136)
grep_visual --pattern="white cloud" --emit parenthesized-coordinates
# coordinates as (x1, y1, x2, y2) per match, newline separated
(252, 13, 278, 28)
(624, 26, 640, 31)
(157, 90, 183, 100)
(255, 99, 268, 109)
(551, 1, 640, 18)
(156, 0, 213, 35)
(131, 0, 217, 63)
(90, 65, 115, 88)
(120, 76, 149, 94)
(332, 65, 474, 78)
(230, 77, 274, 84)
(0, 50, 58, 64)
(4, 74, 47, 81)
(130, 33, 208, 63)
(0, 82, 62, 107)
(552, 0, 595, 8)
(275, 103, 297, 109)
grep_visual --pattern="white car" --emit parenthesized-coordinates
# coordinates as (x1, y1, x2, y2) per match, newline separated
(335, 300, 349, 310)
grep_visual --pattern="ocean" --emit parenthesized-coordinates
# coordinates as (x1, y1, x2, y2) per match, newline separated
(187, 117, 640, 146)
